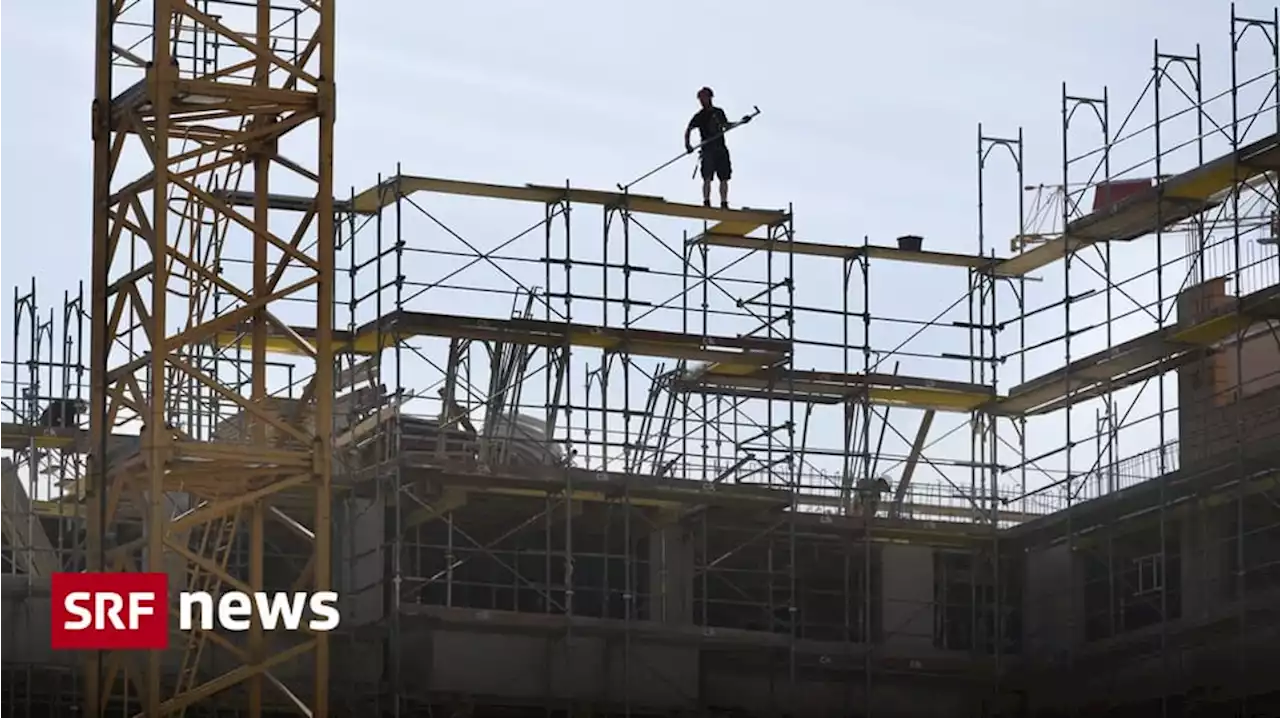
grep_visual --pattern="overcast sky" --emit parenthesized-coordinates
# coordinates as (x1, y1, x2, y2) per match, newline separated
(3, 1, 1276, 505)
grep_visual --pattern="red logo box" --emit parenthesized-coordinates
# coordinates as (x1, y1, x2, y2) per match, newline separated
(50, 572, 169, 650)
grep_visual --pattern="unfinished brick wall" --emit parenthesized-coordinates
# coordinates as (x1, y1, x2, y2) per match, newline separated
(1176, 278, 1280, 466)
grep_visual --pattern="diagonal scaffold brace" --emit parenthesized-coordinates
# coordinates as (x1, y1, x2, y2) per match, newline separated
(617, 106, 761, 192)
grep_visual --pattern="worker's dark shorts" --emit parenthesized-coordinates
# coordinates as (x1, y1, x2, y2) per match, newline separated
(701, 147, 732, 181)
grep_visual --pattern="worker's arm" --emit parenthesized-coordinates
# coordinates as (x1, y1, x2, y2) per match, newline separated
(721, 108, 752, 131)
(684, 114, 698, 153)
(716, 108, 734, 132)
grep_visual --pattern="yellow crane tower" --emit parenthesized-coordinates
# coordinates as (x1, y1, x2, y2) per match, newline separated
(89, 0, 335, 715)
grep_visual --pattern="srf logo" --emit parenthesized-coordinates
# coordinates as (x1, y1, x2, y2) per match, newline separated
(51, 572, 168, 650)
(51, 572, 341, 651)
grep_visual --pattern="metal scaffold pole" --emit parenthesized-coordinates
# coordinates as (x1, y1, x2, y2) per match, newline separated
(2, 281, 88, 714)
(977, 121, 1025, 710)
(1230, 16, 1245, 716)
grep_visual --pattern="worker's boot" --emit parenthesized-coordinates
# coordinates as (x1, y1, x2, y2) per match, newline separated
(720, 201, 729, 210)
(702, 199, 711, 208)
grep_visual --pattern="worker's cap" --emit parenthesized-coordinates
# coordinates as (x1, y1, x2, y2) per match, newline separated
(697, 86, 714, 98)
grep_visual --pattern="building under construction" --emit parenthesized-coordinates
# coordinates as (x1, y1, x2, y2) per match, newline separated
(2, 2, 1279, 717)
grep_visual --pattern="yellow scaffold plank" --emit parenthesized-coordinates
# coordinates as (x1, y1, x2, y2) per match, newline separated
(349, 174, 790, 226)
(869, 386, 993, 411)
(695, 232, 858, 258)
(988, 236, 1085, 278)
(702, 219, 775, 241)
(1, 424, 80, 450)
(1168, 311, 1254, 345)
(679, 370, 997, 413)
(990, 132, 1280, 278)
(1164, 134, 1280, 201)
(862, 245, 1010, 271)
(702, 361, 773, 377)
(694, 233, 1018, 274)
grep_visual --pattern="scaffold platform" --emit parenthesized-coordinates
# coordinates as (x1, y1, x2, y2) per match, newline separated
(691, 233, 1017, 274)
(346, 174, 790, 226)
(992, 132, 1280, 277)
(673, 368, 996, 413)
(221, 176, 792, 253)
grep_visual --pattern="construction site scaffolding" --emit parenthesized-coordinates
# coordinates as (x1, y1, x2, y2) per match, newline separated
(987, 5, 1280, 714)
(319, 144, 1020, 715)
(1, 3, 1278, 718)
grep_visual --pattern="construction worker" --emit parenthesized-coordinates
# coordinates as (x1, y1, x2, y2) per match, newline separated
(437, 387, 476, 435)
(853, 476, 891, 518)
(684, 86, 750, 209)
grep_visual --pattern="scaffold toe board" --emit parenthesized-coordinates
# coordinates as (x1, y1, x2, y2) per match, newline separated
(693, 233, 1016, 272)
(992, 132, 1280, 278)
(675, 369, 997, 412)
(994, 283, 1280, 415)
(349, 174, 790, 225)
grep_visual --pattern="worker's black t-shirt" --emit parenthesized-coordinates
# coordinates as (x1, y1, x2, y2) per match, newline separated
(688, 107, 730, 149)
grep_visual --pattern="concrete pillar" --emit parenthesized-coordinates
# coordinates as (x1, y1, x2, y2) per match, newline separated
(1023, 544, 1082, 655)
(880, 544, 934, 649)
(648, 523, 693, 624)
(336, 493, 385, 626)
(1182, 503, 1227, 620)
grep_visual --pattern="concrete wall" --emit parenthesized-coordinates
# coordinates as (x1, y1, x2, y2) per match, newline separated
(879, 544, 934, 651)
(418, 630, 697, 711)
(335, 493, 385, 626)
(700, 667, 971, 718)
(1022, 544, 1081, 656)
(1, 579, 75, 672)
(647, 523, 693, 625)
(399, 541, 973, 714)
(1180, 502, 1231, 621)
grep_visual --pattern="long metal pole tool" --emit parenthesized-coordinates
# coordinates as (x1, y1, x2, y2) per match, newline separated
(617, 106, 761, 192)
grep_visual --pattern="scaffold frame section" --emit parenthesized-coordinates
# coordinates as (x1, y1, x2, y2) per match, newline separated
(990, 131, 1280, 277)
